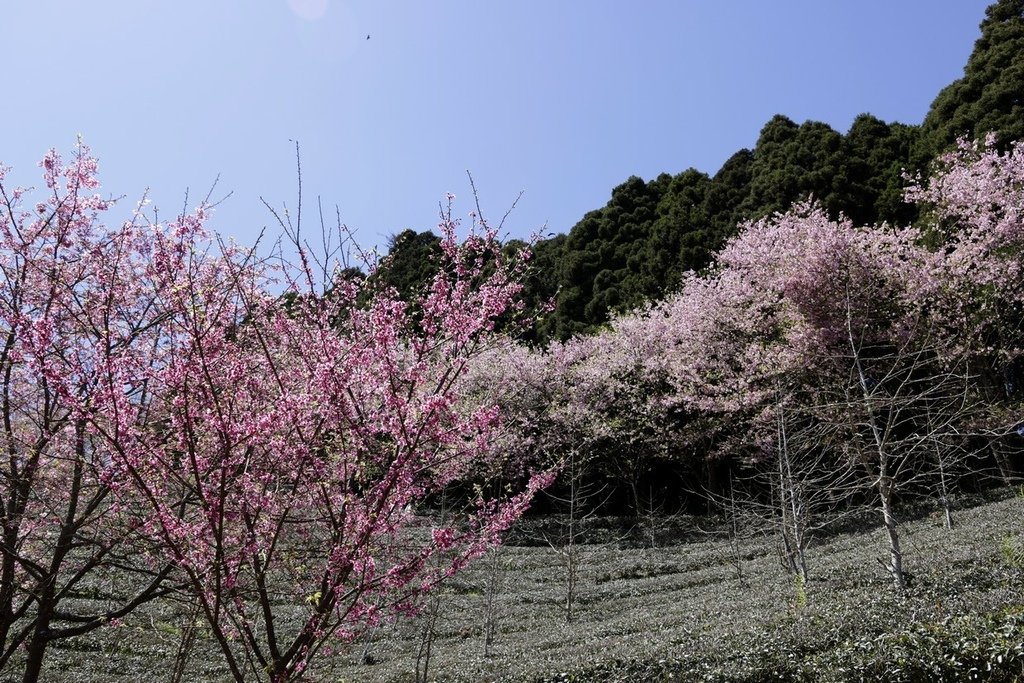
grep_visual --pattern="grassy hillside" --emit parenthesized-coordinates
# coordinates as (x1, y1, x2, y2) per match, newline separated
(26, 491, 1024, 682)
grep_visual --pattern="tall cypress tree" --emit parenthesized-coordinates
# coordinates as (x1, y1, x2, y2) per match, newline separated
(921, 0, 1024, 154)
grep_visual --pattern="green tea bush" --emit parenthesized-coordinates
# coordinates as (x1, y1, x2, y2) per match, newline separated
(807, 608, 1024, 682)
(531, 609, 1024, 683)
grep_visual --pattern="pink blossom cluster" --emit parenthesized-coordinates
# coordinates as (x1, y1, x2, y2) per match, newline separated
(474, 137, 1023, 474)
(0, 143, 552, 682)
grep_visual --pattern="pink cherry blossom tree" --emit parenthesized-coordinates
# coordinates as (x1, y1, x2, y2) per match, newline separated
(0, 142, 195, 683)
(107, 197, 552, 682)
(654, 203, 974, 589)
(0, 145, 552, 683)
(907, 135, 1024, 484)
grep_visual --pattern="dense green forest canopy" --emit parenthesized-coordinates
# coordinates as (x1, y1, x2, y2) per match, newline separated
(921, 0, 1024, 156)
(378, 0, 1024, 344)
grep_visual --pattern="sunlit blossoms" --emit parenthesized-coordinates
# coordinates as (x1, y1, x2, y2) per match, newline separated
(0, 143, 552, 683)
(476, 137, 1023, 590)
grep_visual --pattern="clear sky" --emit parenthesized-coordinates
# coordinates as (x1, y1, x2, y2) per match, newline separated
(1, 1, 994, 252)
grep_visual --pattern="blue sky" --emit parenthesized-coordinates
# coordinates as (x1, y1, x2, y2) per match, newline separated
(2, 1, 993, 253)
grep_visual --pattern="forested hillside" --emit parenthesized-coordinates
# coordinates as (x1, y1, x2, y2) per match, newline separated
(378, 0, 1024, 344)
(369, 0, 1024, 541)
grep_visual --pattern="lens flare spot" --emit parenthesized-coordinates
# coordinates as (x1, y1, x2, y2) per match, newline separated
(287, 0, 328, 21)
